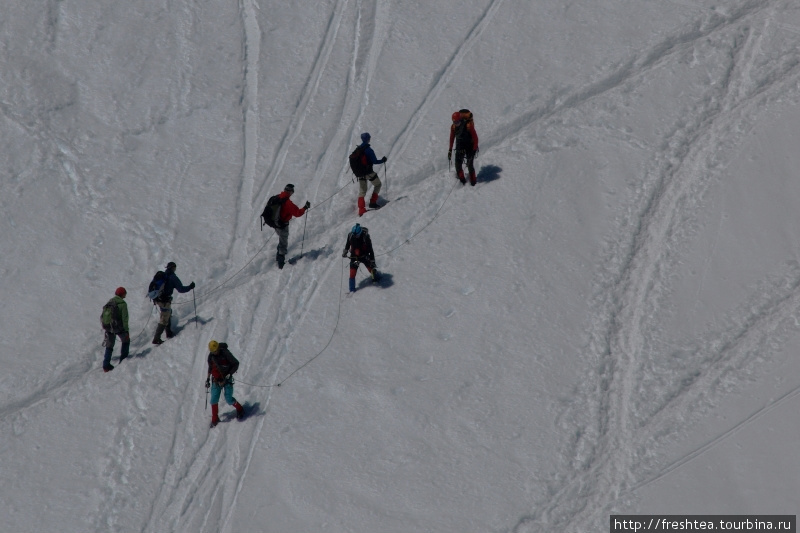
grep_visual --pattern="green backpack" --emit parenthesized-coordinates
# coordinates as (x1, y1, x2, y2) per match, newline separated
(101, 299, 122, 332)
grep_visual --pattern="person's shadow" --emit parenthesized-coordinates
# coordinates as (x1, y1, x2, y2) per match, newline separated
(356, 272, 394, 290)
(288, 247, 327, 265)
(477, 164, 502, 183)
(174, 316, 214, 336)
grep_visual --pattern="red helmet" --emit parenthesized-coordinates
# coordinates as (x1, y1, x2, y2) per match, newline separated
(451, 111, 462, 123)
(115, 287, 127, 297)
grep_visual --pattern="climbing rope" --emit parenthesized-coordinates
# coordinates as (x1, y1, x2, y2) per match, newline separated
(172, 179, 354, 307)
(236, 256, 347, 388)
(236, 173, 461, 388)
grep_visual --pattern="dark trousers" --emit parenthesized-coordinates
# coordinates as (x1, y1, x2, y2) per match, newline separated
(455, 148, 476, 181)
(103, 330, 130, 368)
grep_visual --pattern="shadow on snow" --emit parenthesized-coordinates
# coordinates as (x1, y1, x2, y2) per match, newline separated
(477, 164, 502, 183)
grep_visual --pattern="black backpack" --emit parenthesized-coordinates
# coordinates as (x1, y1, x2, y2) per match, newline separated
(147, 271, 167, 302)
(346, 227, 373, 257)
(261, 194, 288, 230)
(211, 344, 240, 375)
(101, 299, 123, 332)
(348, 145, 370, 177)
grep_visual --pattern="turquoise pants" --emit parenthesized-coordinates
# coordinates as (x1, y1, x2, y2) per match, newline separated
(210, 380, 237, 406)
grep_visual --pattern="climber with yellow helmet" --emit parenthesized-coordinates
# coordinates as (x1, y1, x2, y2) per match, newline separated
(205, 340, 245, 427)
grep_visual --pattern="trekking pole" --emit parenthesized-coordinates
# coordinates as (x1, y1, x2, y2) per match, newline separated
(299, 209, 308, 259)
(193, 288, 198, 328)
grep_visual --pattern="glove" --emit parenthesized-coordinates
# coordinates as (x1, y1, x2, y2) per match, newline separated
(205, 377, 210, 388)
(447, 150, 452, 161)
(188, 282, 196, 290)
(342, 250, 348, 258)
(304, 201, 311, 209)
(381, 156, 387, 163)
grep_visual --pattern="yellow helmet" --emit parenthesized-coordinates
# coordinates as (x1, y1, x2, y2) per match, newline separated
(208, 340, 219, 352)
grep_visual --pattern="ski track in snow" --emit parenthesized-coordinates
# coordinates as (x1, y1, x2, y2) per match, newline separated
(229, 0, 261, 271)
(152, 0, 501, 526)
(6, 0, 799, 530)
(140, 1, 392, 530)
(390, 0, 506, 167)
(301, 0, 385, 213)
(141, 2, 267, 530)
(512, 2, 800, 531)
(0, 0, 229, 428)
(215, 2, 394, 529)
(253, 0, 350, 207)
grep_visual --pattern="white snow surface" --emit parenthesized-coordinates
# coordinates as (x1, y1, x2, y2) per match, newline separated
(2, 0, 800, 531)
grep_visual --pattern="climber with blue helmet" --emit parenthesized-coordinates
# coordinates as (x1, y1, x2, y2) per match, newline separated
(342, 223, 380, 292)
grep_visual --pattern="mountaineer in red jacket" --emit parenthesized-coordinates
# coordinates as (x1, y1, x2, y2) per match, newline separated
(448, 109, 479, 186)
(272, 183, 309, 269)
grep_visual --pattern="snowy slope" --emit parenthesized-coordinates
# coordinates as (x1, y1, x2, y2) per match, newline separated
(2, 0, 800, 532)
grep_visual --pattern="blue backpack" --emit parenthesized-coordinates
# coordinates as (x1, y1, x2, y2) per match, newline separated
(147, 271, 167, 302)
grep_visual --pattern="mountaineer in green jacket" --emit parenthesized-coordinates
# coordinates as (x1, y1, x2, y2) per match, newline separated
(100, 287, 130, 372)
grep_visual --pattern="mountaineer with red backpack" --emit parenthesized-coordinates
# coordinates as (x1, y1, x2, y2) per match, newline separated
(448, 109, 479, 186)
(349, 132, 387, 216)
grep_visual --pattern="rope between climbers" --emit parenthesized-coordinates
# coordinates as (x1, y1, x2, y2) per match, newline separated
(236, 256, 347, 389)
(237, 173, 460, 388)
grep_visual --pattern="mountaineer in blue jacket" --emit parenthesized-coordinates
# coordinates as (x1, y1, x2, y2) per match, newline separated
(152, 261, 195, 345)
(352, 132, 387, 216)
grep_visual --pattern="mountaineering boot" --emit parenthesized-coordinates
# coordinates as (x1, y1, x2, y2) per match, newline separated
(349, 278, 356, 293)
(165, 323, 175, 339)
(457, 170, 466, 184)
(368, 193, 381, 209)
(152, 324, 166, 345)
(469, 171, 477, 186)
(210, 404, 220, 428)
(103, 364, 114, 373)
(277, 254, 285, 269)
(357, 197, 367, 217)
(234, 401, 245, 420)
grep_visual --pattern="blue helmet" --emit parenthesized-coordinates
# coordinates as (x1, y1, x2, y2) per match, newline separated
(360, 132, 371, 144)
(351, 223, 362, 236)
